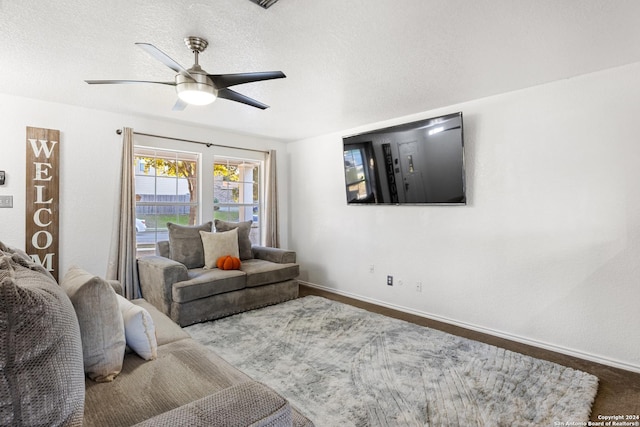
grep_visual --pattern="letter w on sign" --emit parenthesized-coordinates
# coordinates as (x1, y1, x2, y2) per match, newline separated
(26, 127, 60, 281)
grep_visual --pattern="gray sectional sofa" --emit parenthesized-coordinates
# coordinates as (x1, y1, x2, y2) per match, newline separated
(0, 242, 313, 426)
(138, 220, 300, 326)
(84, 300, 312, 426)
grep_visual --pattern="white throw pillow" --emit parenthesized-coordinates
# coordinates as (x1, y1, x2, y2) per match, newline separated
(200, 228, 239, 269)
(116, 295, 158, 361)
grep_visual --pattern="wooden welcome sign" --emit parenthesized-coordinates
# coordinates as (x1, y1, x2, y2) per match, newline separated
(25, 127, 60, 280)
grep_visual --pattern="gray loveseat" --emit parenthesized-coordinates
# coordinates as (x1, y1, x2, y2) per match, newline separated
(138, 220, 299, 327)
(0, 242, 313, 426)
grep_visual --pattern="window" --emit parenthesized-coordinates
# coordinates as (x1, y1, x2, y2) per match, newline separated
(344, 145, 373, 202)
(213, 157, 261, 245)
(134, 147, 199, 256)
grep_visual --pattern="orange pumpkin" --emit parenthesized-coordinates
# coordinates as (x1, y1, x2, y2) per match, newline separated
(216, 255, 242, 270)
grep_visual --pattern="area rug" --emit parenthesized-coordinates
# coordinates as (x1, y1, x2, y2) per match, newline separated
(185, 296, 598, 426)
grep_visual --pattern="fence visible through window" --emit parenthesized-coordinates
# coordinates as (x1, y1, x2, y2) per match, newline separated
(134, 147, 199, 257)
(214, 157, 261, 245)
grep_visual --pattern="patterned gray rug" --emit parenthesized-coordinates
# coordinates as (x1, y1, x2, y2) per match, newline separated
(185, 296, 598, 426)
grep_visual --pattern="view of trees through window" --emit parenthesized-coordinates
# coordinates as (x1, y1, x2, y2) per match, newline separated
(134, 147, 199, 256)
(214, 157, 261, 245)
(133, 148, 262, 256)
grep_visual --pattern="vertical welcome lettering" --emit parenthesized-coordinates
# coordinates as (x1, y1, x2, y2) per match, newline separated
(26, 127, 60, 281)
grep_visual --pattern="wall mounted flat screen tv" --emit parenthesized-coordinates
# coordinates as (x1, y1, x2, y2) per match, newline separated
(342, 112, 466, 205)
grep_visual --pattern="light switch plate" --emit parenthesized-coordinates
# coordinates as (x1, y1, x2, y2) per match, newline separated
(0, 195, 13, 208)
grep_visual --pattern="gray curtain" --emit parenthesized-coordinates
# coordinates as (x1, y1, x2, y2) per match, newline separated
(107, 127, 141, 299)
(264, 149, 280, 248)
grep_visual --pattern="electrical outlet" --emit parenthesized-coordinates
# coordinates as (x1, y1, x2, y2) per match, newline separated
(387, 275, 393, 286)
(416, 281, 422, 292)
(369, 264, 375, 274)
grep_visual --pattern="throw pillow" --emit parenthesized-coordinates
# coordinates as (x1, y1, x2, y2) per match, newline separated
(116, 295, 158, 361)
(0, 241, 56, 281)
(60, 266, 126, 382)
(167, 221, 213, 269)
(200, 228, 239, 269)
(0, 247, 85, 426)
(214, 219, 253, 260)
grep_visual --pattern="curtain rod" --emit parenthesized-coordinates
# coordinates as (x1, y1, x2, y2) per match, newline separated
(115, 129, 269, 154)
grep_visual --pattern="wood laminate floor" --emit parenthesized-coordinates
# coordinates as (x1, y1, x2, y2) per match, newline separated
(299, 285, 640, 422)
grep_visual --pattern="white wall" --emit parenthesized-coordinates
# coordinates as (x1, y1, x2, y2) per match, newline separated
(287, 62, 640, 372)
(0, 94, 289, 277)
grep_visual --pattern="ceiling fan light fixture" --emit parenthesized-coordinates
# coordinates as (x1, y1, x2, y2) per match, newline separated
(176, 73, 217, 105)
(177, 86, 216, 105)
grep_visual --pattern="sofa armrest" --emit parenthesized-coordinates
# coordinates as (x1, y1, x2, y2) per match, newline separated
(252, 246, 297, 264)
(132, 381, 294, 427)
(137, 256, 188, 317)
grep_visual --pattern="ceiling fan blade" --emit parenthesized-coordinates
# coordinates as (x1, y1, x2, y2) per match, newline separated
(217, 88, 269, 109)
(135, 43, 194, 79)
(172, 98, 188, 111)
(209, 71, 286, 89)
(85, 79, 176, 85)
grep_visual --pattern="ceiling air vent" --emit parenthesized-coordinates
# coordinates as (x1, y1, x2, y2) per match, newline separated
(250, 0, 279, 9)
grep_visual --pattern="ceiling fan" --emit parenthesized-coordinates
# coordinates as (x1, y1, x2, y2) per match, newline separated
(85, 36, 286, 111)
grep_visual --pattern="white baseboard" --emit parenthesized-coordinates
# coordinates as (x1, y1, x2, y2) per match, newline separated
(299, 280, 640, 374)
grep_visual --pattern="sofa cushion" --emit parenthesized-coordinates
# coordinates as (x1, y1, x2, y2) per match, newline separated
(200, 228, 239, 269)
(117, 294, 158, 360)
(172, 268, 247, 303)
(241, 259, 300, 288)
(61, 266, 126, 382)
(132, 381, 292, 427)
(214, 219, 253, 260)
(0, 247, 85, 426)
(168, 222, 213, 269)
(171, 280, 299, 327)
(83, 338, 253, 426)
(132, 298, 190, 346)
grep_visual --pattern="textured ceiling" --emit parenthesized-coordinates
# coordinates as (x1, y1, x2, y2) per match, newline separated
(1, 0, 640, 141)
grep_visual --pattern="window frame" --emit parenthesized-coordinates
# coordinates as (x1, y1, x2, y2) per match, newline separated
(213, 156, 263, 246)
(134, 146, 201, 257)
